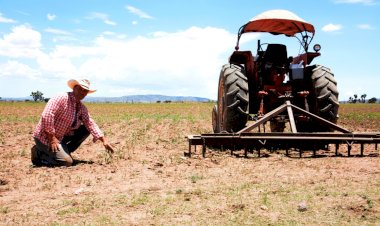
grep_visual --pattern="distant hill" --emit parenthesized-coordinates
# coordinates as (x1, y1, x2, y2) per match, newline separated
(84, 94, 212, 103)
(4, 95, 378, 103)
(0, 94, 212, 103)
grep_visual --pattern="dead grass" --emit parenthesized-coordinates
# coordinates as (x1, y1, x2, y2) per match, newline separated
(0, 102, 379, 225)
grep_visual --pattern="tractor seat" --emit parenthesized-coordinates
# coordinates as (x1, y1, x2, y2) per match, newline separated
(262, 44, 288, 67)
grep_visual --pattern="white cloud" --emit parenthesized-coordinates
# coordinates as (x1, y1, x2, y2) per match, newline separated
(0, 25, 43, 58)
(0, 25, 78, 79)
(0, 60, 40, 78)
(49, 45, 102, 58)
(86, 12, 116, 26)
(47, 13, 56, 21)
(104, 20, 116, 26)
(0, 13, 17, 23)
(102, 31, 115, 36)
(322, 23, 343, 32)
(75, 26, 241, 98)
(45, 28, 72, 35)
(334, 0, 376, 5)
(100, 31, 127, 39)
(357, 24, 374, 30)
(36, 54, 77, 77)
(44, 28, 78, 44)
(132, 21, 138, 25)
(126, 5, 154, 19)
(15, 10, 29, 16)
(0, 25, 256, 98)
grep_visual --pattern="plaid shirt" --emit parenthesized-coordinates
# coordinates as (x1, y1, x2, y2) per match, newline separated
(33, 92, 103, 146)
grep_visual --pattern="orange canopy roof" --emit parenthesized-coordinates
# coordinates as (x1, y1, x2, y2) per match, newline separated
(241, 9, 315, 36)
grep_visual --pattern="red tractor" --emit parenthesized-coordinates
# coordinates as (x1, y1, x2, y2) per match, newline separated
(212, 9, 339, 133)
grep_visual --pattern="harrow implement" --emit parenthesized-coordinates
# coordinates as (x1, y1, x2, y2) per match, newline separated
(187, 101, 380, 158)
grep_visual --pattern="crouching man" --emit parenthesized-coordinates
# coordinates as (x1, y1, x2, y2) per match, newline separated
(31, 79, 114, 167)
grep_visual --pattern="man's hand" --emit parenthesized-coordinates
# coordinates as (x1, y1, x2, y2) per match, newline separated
(99, 137, 115, 154)
(48, 134, 60, 152)
(50, 141, 60, 152)
(103, 142, 115, 154)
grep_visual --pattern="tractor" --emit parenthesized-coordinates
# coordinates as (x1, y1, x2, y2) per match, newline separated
(187, 10, 379, 158)
(212, 9, 339, 134)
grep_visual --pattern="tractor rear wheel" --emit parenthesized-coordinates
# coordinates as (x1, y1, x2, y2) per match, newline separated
(215, 64, 249, 133)
(212, 105, 219, 133)
(307, 64, 339, 131)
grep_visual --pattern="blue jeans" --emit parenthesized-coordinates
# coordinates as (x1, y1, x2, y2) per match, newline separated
(34, 125, 90, 166)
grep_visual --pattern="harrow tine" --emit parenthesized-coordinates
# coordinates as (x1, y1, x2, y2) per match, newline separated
(335, 143, 339, 156)
(361, 144, 364, 157)
(202, 138, 206, 158)
(347, 143, 352, 157)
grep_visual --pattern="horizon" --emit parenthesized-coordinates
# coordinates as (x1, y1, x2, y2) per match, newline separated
(1, 93, 378, 103)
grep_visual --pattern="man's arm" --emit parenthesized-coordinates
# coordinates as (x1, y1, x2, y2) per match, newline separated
(41, 95, 64, 152)
(80, 105, 114, 154)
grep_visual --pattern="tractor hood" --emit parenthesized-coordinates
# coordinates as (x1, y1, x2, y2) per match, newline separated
(240, 9, 315, 36)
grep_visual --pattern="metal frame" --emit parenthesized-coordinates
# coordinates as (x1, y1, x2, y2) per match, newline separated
(187, 101, 379, 158)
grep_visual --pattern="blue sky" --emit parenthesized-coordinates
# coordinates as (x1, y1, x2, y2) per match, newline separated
(0, 0, 379, 100)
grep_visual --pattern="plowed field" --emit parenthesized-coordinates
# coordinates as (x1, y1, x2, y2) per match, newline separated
(0, 102, 379, 225)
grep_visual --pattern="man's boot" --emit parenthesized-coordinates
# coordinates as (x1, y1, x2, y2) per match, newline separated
(31, 145, 42, 166)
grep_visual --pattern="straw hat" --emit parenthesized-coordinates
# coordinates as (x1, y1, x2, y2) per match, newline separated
(67, 79, 96, 94)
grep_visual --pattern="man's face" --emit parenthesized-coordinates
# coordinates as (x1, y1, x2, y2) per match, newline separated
(73, 85, 89, 101)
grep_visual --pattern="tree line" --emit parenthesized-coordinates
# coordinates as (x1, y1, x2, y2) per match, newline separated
(347, 94, 377, 104)
(30, 90, 49, 102)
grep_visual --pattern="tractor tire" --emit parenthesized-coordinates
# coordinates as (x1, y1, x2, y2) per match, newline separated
(308, 64, 339, 131)
(216, 64, 249, 133)
(212, 105, 219, 133)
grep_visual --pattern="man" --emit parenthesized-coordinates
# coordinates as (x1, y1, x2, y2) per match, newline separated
(32, 79, 114, 167)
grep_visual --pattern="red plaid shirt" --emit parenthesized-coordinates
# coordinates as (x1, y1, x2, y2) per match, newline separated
(33, 92, 103, 145)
